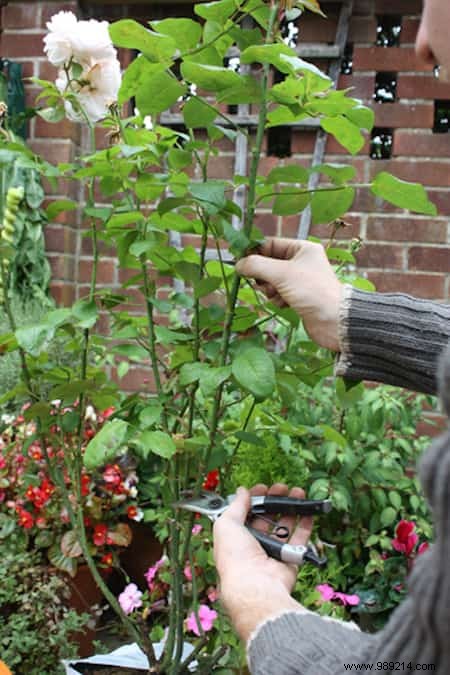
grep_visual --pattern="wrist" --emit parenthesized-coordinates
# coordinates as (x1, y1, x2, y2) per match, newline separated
(222, 578, 300, 643)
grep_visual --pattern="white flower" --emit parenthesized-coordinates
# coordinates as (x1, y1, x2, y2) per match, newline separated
(43, 11, 78, 67)
(56, 57, 121, 123)
(84, 405, 97, 423)
(70, 19, 117, 65)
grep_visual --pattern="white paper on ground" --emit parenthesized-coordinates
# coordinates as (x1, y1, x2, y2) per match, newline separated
(63, 641, 197, 674)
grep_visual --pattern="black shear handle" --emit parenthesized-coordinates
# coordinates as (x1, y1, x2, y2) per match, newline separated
(251, 496, 331, 517)
(246, 526, 327, 568)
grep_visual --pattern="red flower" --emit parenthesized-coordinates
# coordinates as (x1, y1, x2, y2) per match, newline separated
(202, 469, 219, 491)
(81, 473, 91, 496)
(0, 456, 6, 470)
(84, 428, 95, 441)
(40, 478, 55, 498)
(127, 505, 138, 520)
(93, 523, 108, 546)
(17, 507, 34, 529)
(417, 542, 429, 556)
(101, 553, 114, 567)
(392, 520, 419, 556)
(102, 407, 115, 419)
(103, 464, 122, 489)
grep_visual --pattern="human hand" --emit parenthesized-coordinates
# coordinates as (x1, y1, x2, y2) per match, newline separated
(213, 483, 313, 642)
(236, 238, 343, 351)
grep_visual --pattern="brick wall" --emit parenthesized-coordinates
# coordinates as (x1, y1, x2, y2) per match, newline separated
(1, 0, 450, 308)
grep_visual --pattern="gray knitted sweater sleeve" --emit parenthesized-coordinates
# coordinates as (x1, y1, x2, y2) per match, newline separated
(335, 286, 450, 395)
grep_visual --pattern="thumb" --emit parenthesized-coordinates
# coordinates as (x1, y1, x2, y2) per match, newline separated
(235, 254, 286, 285)
(223, 486, 251, 524)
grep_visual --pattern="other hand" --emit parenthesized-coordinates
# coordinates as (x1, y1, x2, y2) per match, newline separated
(213, 483, 313, 642)
(236, 238, 343, 351)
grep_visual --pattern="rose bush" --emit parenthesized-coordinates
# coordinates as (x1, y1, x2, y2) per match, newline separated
(0, 1, 437, 671)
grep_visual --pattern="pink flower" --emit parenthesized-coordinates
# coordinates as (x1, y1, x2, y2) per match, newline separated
(207, 586, 219, 603)
(316, 584, 359, 606)
(0, 456, 6, 470)
(191, 524, 202, 535)
(184, 564, 193, 581)
(417, 542, 429, 555)
(145, 557, 165, 591)
(392, 520, 418, 557)
(118, 583, 143, 615)
(186, 605, 218, 636)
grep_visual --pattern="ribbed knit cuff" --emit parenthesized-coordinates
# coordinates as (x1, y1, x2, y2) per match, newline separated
(335, 287, 450, 395)
(247, 610, 372, 675)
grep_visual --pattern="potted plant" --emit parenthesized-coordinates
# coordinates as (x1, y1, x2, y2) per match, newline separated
(0, 0, 436, 671)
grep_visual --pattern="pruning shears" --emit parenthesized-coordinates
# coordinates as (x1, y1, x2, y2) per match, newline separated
(175, 490, 331, 568)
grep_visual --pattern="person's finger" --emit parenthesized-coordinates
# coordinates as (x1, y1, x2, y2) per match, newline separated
(235, 254, 287, 285)
(250, 483, 289, 534)
(271, 487, 311, 547)
(221, 486, 251, 524)
(257, 237, 303, 261)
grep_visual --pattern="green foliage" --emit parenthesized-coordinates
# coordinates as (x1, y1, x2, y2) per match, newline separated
(0, 548, 89, 674)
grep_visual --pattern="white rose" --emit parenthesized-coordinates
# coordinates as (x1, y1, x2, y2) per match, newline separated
(43, 11, 78, 67)
(56, 57, 121, 123)
(70, 19, 117, 65)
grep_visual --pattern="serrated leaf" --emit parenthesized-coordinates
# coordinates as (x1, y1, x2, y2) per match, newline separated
(72, 299, 98, 329)
(194, 276, 222, 298)
(321, 116, 364, 155)
(179, 361, 209, 386)
(199, 366, 231, 396)
(109, 20, 176, 62)
(183, 96, 217, 128)
(194, 0, 235, 24)
(234, 430, 266, 447)
(139, 401, 163, 428)
(232, 347, 276, 401)
(310, 187, 355, 225)
(15, 324, 54, 357)
(181, 61, 241, 91)
(273, 189, 311, 216)
(84, 419, 129, 470)
(151, 18, 202, 53)
(135, 430, 176, 459)
(136, 69, 187, 116)
(371, 172, 437, 215)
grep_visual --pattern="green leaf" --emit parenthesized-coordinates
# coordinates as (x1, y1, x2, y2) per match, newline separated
(72, 299, 98, 329)
(134, 430, 176, 459)
(266, 165, 309, 184)
(151, 18, 202, 53)
(232, 346, 276, 401)
(139, 401, 163, 428)
(194, 0, 235, 24)
(371, 172, 437, 215)
(194, 276, 222, 298)
(155, 326, 193, 343)
(273, 189, 311, 216)
(311, 163, 356, 185)
(183, 96, 217, 128)
(107, 211, 145, 228)
(380, 506, 397, 527)
(189, 180, 227, 212)
(320, 116, 364, 155)
(346, 104, 374, 132)
(0, 513, 15, 539)
(240, 43, 296, 73)
(83, 419, 129, 470)
(112, 343, 148, 362)
(46, 199, 77, 220)
(168, 148, 192, 170)
(15, 324, 54, 357)
(199, 365, 231, 396)
(109, 20, 176, 62)
(234, 430, 266, 447)
(179, 361, 209, 386)
(181, 61, 241, 92)
(319, 424, 348, 448)
(48, 544, 77, 577)
(136, 69, 187, 116)
(310, 187, 355, 225)
(389, 491, 402, 510)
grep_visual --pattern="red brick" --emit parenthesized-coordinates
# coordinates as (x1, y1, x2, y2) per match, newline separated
(401, 18, 420, 45)
(44, 226, 77, 253)
(408, 246, 450, 273)
(369, 159, 450, 187)
(207, 155, 236, 179)
(28, 139, 74, 165)
(373, 102, 433, 129)
(50, 281, 75, 306)
(422, 190, 450, 217)
(353, 0, 374, 16)
(374, 0, 421, 15)
(40, 2, 78, 27)
(367, 272, 445, 299)
(349, 16, 377, 43)
(254, 212, 278, 236)
(325, 135, 370, 156)
(338, 73, 375, 101)
(367, 216, 447, 243)
(397, 74, 450, 100)
(78, 259, 117, 285)
(0, 32, 46, 59)
(291, 130, 317, 154)
(394, 130, 450, 158)
(2, 3, 41, 29)
(112, 366, 156, 393)
(356, 243, 404, 269)
(38, 59, 59, 82)
(35, 116, 81, 144)
(48, 254, 75, 280)
(353, 47, 432, 73)
(297, 14, 338, 43)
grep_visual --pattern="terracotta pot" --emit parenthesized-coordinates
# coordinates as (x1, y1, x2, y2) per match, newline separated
(118, 521, 163, 590)
(67, 564, 104, 658)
